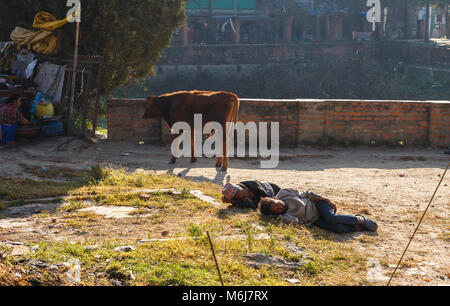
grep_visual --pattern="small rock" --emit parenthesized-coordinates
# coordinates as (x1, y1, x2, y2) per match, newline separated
(284, 242, 310, 258)
(129, 270, 136, 280)
(5, 241, 24, 246)
(139, 194, 152, 201)
(114, 246, 135, 253)
(112, 279, 125, 286)
(65, 259, 81, 285)
(286, 279, 301, 284)
(27, 259, 58, 270)
(404, 268, 426, 276)
(366, 258, 389, 283)
(244, 253, 304, 271)
(83, 245, 99, 252)
(161, 231, 169, 237)
(31, 245, 40, 252)
(11, 245, 30, 257)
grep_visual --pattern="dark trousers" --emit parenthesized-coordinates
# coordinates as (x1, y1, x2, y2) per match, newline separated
(1, 124, 18, 144)
(314, 201, 359, 234)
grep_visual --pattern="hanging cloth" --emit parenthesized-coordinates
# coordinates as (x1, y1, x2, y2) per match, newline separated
(10, 12, 69, 55)
(32, 11, 69, 31)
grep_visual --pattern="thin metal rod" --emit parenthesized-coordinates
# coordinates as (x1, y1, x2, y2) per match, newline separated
(387, 162, 449, 286)
(69, 20, 81, 133)
(207, 231, 224, 286)
(91, 58, 104, 136)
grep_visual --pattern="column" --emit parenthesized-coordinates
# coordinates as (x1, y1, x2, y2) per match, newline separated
(182, 22, 189, 46)
(325, 15, 330, 39)
(283, 16, 293, 43)
(232, 17, 241, 44)
(337, 15, 344, 39)
(316, 15, 321, 38)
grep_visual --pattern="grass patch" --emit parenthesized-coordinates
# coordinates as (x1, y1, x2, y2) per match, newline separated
(1, 165, 369, 286)
(21, 164, 89, 180)
(0, 177, 72, 201)
(9, 232, 366, 286)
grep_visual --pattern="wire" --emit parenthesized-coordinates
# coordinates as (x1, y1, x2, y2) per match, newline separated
(77, 67, 86, 99)
(207, 231, 224, 286)
(387, 162, 449, 286)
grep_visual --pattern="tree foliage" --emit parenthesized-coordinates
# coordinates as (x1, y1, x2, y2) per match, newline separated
(0, 0, 186, 95)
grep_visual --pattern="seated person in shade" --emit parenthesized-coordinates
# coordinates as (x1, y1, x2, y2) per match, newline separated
(221, 180, 281, 210)
(0, 94, 33, 145)
(258, 189, 378, 234)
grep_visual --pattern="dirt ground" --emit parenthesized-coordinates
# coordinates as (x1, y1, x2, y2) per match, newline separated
(0, 136, 449, 286)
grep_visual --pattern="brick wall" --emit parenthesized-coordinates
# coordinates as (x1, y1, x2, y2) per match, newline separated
(157, 42, 376, 66)
(379, 40, 450, 68)
(107, 99, 161, 144)
(157, 41, 450, 68)
(107, 98, 450, 148)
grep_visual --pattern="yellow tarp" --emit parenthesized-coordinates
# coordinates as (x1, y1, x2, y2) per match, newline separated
(33, 11, 69, 31)
(10, 12, 69, 55)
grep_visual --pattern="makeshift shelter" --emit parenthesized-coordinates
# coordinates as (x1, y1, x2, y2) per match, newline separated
(1, 12, 104, 144)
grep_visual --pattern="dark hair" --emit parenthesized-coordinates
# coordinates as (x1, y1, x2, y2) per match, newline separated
(258, 197, 275, 216)
(5, 94, 20, 104)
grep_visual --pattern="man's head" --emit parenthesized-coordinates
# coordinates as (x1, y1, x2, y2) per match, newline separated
(222, 183, 243, 203)
(258, 197, 287, 216)
(143, 96, 162, 119)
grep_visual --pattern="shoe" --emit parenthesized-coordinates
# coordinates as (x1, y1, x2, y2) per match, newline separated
(356, 215, 378, 232)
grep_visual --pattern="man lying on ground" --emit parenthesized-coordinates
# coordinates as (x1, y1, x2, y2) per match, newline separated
(258, 189, 378, 234)
(221, 181, 281, 210)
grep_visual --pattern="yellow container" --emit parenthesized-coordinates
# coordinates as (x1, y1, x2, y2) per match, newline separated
(35, 102, 54, 119)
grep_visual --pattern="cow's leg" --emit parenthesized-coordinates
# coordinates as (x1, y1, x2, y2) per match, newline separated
(170, 133, 180, 164)
(205, 130, 222, 168)
(215, 129, 223, 167)
(221, 129, 229, 171)
(190, 129, 197, 163)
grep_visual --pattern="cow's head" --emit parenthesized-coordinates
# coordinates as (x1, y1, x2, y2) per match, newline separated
(143, 96, 162, 119)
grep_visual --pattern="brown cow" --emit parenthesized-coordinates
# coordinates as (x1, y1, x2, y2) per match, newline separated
(143, 91, 240, 171)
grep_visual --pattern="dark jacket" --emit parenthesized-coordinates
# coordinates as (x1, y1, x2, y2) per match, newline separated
(233, 180, 281, 210)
